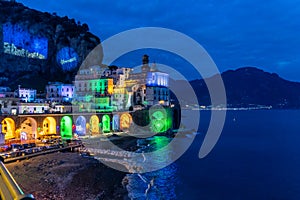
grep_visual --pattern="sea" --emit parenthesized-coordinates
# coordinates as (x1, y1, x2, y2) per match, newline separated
(124, 110, 300, 200)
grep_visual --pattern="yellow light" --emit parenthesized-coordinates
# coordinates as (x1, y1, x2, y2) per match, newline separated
(108, 79, 113, 94)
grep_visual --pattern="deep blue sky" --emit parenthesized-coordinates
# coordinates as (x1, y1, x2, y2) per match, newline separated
(18, 0, 300, 81)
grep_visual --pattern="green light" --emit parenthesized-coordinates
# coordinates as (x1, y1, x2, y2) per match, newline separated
(102, 115, 110, 133)
(60, 116, 72, 139)
(153, 136, 169, 149)
(150, 108, 172, 133)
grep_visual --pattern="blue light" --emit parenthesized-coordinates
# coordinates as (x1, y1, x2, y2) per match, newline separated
(56, 47, 79, 71)
(146, 72, 169, 87)
(3, 23, 48, 59)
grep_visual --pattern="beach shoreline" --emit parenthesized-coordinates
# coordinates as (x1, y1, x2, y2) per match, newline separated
(6, 151, 129, 200)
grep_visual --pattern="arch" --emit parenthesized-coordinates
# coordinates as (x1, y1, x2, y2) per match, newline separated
(150, 109, 172, 133)
(43, 117, 57, 136)
(90, 115, 99, 135)
(21, 117, 37, 140)
(112, 115, 120, 131)
(102, 115, 110, 133)
(75, 116, 86, 136)
(2, 118, 16, 140)
(120, 113, 132, 130)
(60, 116, 73, 139)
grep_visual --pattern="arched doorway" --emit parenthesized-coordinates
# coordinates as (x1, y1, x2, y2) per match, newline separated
(112, 115, 120, 131)
(90, 115, 99, 135)
(120, 113, 132, 130)
(102, 115, 110, 133)
(150, 109, 172, 133)
(21, 117, 37, 140)
(60, 116, 73, 139)
(43, 117, 57, 136)
(75, 116, 86, 136)
(2, 118, 15, 140)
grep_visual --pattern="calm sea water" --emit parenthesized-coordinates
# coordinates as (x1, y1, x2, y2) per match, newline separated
(126, 110, 300, 200)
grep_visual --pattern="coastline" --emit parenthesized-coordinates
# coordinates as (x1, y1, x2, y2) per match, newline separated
(6, 152, 128, 200)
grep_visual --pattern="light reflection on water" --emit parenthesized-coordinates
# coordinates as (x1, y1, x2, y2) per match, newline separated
(126, 136, 179, 200)
(125, 110, 300, 199)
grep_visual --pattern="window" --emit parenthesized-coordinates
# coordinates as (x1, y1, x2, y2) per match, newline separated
(67, 88, 69, 92)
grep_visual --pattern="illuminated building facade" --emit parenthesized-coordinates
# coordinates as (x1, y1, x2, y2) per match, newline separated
(74, 66, 114, 112)
(110, 67, 131, 111)
(15, 86, 36, 103)
(18, 103, 49, 114)
(73, 55, 170, 111)
(46, 82, 74, 103)
(0, 55, 175, 143)
(129, 55, 170, 107)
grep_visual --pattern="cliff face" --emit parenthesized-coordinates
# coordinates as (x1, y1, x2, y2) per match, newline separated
(0, 1, 102, 91)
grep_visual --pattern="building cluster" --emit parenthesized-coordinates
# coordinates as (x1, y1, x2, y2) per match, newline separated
(0, 55, 171, 115)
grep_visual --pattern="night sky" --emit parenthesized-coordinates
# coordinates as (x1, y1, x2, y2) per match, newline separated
(18, 0, 300, 81)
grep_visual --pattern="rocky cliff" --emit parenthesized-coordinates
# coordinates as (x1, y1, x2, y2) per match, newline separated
(0, 1, 102, 91)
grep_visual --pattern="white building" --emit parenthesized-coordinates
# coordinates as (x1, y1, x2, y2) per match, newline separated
(19, 103, 49, 114)
(145, 71, 170, 106)
(46, 82, 74, 103)
(15, 86, 36, 102)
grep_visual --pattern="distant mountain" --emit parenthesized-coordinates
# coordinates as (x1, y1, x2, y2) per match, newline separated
(0, 1, 102, 91)
(187, 67, 300, 108)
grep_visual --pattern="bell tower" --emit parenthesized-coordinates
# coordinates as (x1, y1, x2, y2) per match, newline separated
(142, 54, 150, 73)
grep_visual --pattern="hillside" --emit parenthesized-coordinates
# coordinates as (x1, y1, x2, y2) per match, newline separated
(191, 67, 300, 108)
(188, 67, 300, 108)
(0, 1, 102, 91)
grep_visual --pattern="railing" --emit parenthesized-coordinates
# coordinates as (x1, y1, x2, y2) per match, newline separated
(0, 160, 34, 200)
